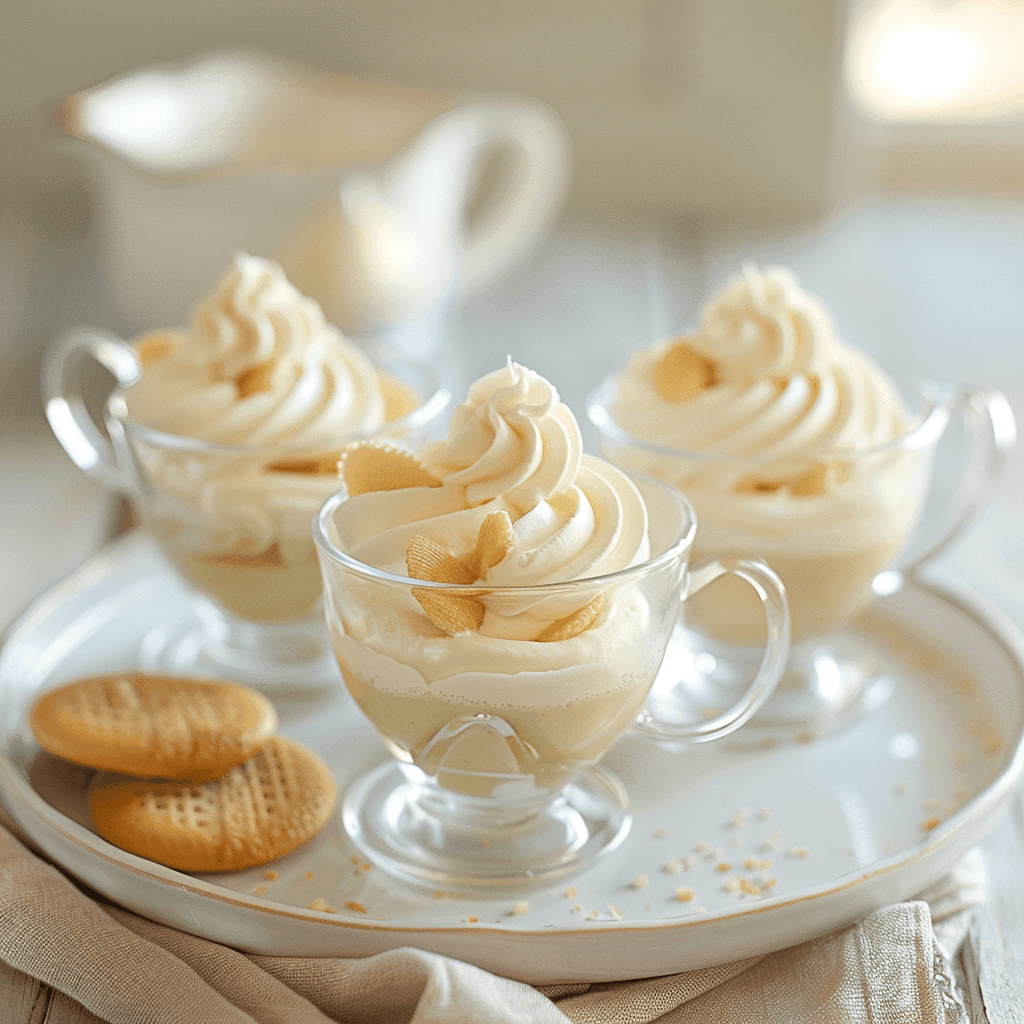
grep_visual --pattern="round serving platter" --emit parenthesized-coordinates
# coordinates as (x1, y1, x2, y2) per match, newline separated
(1, 531, 1022, 985)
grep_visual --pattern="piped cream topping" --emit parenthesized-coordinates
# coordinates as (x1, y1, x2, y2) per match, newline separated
(120, 254, 424, 561)
(124, 253, 387, 446)
(332, 360, 651, 639)
(617, 264, 909, 461)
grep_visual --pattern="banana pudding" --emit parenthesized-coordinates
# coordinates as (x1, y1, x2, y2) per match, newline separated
(318, 360, 686, 794)
(120, 253, 422, 622)
(599, 264, 929, 644)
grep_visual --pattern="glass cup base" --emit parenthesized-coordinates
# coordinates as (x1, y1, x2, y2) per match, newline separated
(342, 761, 632, 893)
(135, 597, 342, 697)
(649, 621, 895, 747)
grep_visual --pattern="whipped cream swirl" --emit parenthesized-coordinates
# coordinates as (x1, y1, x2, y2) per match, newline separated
(124, 253, 387, 446)
(616, 264, 908, 460)
(332, 361, 651, 638)
(120, 254, 420, 563)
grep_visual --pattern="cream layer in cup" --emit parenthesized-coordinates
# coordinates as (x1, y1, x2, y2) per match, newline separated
(608, 264, 927, 644)
(322, 360, 673, 794)
(121, 253, 418, 622)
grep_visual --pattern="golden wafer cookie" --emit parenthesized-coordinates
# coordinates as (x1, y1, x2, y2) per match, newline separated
(29, 673, 277, 781)
(88, 736, 337, 872)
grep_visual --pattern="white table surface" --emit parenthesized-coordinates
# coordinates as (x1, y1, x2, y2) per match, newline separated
(3, 193, 1024, 1019)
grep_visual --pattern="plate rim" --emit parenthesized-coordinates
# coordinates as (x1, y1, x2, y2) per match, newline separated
(2, 533, 1023, 942)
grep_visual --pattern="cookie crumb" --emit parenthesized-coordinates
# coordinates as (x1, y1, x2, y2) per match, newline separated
(983, 734, 1003, 754)
(652, 828, 668, 838)
(632, 874, 649, 890)
(757, 807, 772, 821)
(675, 887, 695, 902)
(716, 862, 732, 873)
(303, 870, 315, 880)
(663, 858, 683, 874)
(740, 877, 761, 896)
(264, 870, 279, 881)
(787, 847, 809, 859)
(723, 876, 742, 893)
(309, 898, 336, 913)
(923, 797, 941, 809)
(466, 916, 479, 923)
(954, 674, 976, 695)
(511, 901, 529, 916)
(694, 841, 710, 854)
(795, 731, 814, 745)
(923, 816, 941, 832)
(607, 902, 622, 920)
(565, 886, 578, 899)
(253, 884, 268, 896)
(760, 829, 784, 851)
(728, 809, 749, 828)
(359, 862, 372, 873)
(345, 900, 367, 914)
(743, 856, 760, 870)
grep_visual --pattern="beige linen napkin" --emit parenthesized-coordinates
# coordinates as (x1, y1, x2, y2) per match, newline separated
(0, 804, 977, 1024)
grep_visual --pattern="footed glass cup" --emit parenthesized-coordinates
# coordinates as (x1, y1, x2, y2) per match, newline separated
(313, 475, 789, 891)
(42, 327, 450, 693)
(588, 373, 1016, 742)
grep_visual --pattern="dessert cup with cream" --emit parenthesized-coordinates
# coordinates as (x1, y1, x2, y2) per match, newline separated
(43, 254, 450, 690)
(588, 264, 1015, 739)
(314, 360, 790, 890)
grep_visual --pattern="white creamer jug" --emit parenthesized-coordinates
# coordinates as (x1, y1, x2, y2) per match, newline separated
(59, 49, 571, 333)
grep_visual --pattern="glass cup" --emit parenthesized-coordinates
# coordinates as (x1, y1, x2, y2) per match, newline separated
(587, 373, 1016, 741)
(313, 474, 790, 890)
(42, 327, 451, 692)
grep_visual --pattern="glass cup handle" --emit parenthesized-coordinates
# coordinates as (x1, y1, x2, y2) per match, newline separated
(898, 386, 1016, 576)
(41, 327, 142, 490)
(634, 555, 791, 743)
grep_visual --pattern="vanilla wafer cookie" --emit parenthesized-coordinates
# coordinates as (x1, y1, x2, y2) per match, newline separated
(29, 673, 277, 781)
(88, 736, 337, 872)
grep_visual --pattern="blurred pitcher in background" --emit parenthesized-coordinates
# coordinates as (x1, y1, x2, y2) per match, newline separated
(58, 49, 570, 343)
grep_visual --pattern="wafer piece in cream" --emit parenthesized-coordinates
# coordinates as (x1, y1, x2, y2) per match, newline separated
(407, 534, 486, 635)
(266, 452, 343, 475)
(405, 512, 605, 642)
(537, 594, 607, 642)
(29, 673, 277, 781)
(470, 510, 515, 578)
(88, 736, 337, 872)
(340, 441, 442, 496)
(652, 341, 718, 402)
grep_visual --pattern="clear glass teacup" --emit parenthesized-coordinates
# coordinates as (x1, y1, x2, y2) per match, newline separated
(313, 473, 790, 891)
(587, 372, 1016, 740)
(42, 327, 450, 691)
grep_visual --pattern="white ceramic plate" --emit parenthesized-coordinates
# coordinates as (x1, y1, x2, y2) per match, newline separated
(2, 532, 1023, 985)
